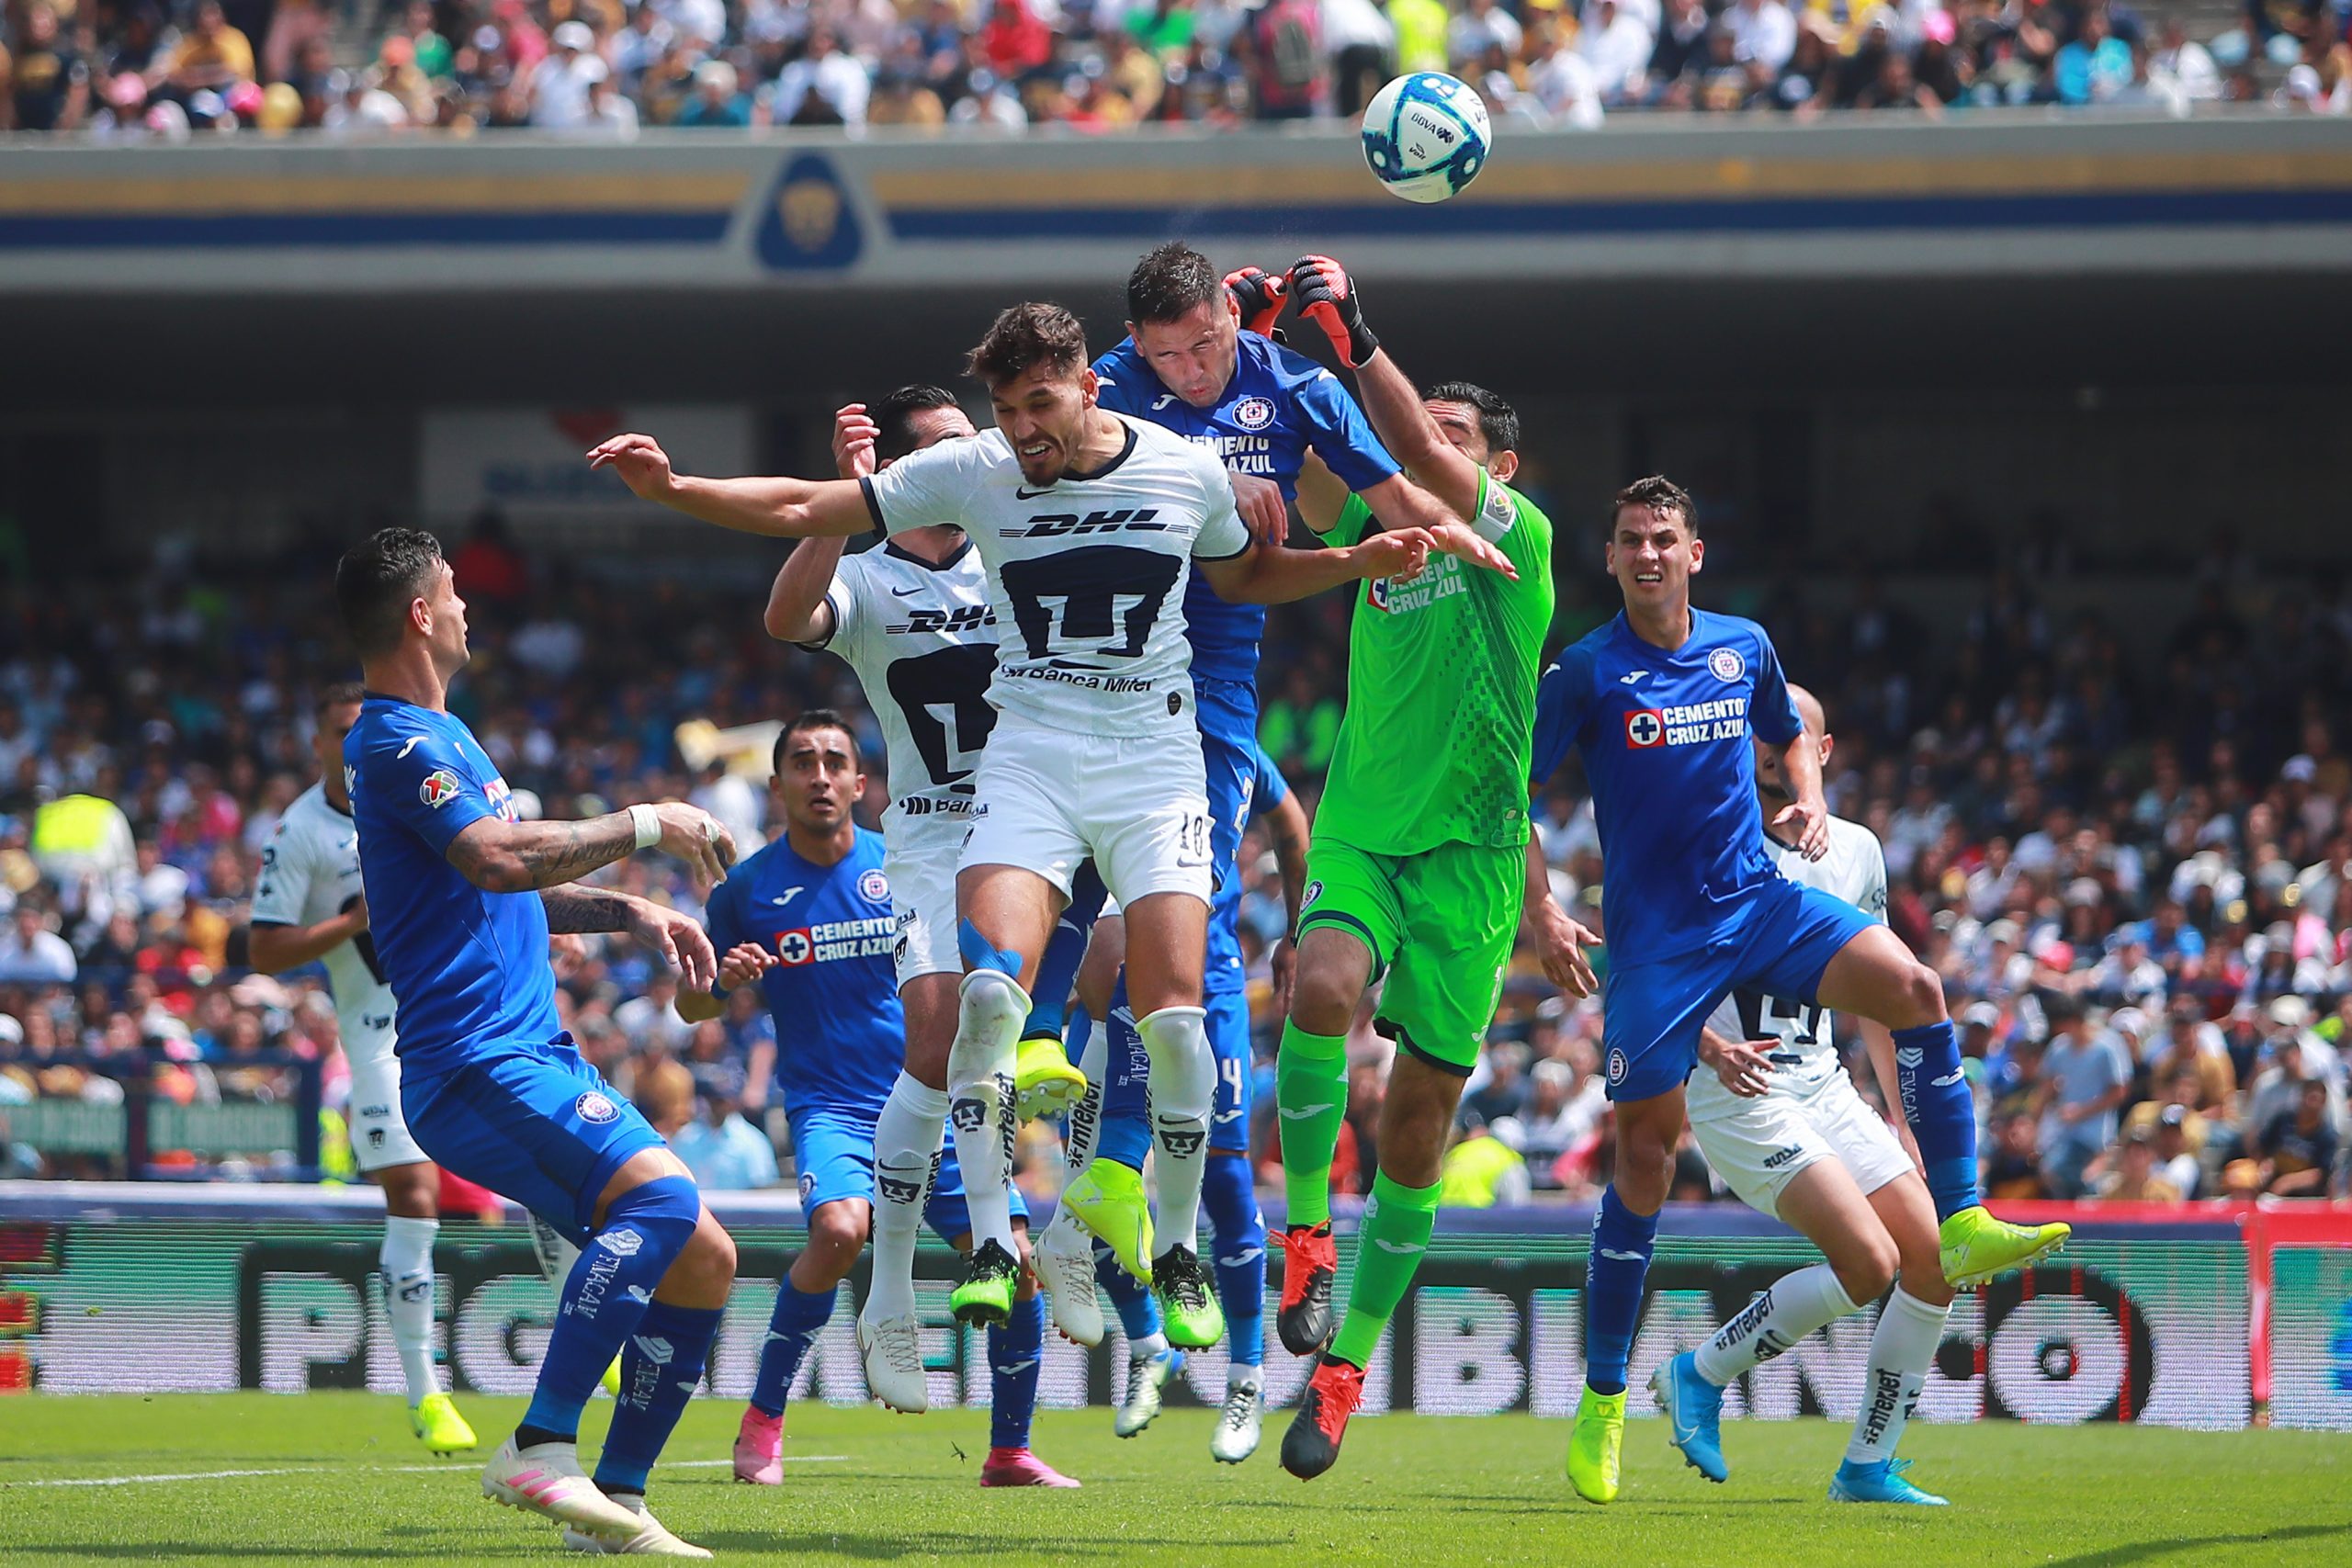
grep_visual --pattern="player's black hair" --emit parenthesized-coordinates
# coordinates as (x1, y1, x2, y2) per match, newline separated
(314, 681, 366, 717)
(967, 301, 1090, 390)
(1422, 381, 1519, 457)
(334, 527, 445, 660)
(875, 384, 963, 462)
(1612, 475, 1698, 536)
(1125, 243, 1222, 326)
(773, 707, 860, 774)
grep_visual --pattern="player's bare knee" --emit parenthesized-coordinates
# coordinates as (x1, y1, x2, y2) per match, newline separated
(1833, 1232, 1899, 1305)
(1289, 961, 1360, 1038)
(1893, 962, 1946, 1029)
(674, 1212, 739, 1296)
(803, 1208, 865, 1283)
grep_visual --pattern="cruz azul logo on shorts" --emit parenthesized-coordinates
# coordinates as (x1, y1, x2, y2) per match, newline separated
(418, 768, 464, 808)
(1231, 395, 1277, 432)
(859, 868, 890, 904)
(1606, 1049, 1629, 1085)
(1625, 711, 1665, 749)
(576, 1090, 620, 1124)
(1302, 879, 1324, 908)
(1708, 646, 1747, 682)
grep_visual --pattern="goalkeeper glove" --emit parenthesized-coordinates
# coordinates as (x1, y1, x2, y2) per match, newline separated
(1285, 254, 1380, 369)
(1223, 265, 1288, 339)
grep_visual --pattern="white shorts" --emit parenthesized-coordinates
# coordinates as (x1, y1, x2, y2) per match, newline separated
(884, 810, 969, 987)
(960, 725, 1213, 909)
(1688, 1067, 1914, 1218)
(345, 1023, 427, 1173)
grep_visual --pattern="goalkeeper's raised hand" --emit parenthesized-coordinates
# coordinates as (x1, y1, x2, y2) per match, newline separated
(1285, 254, 1380, 369)
(1223, 265, 1288, 338)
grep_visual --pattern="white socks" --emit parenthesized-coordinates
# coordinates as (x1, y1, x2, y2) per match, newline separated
(1693, 1262, 1860, 1386)
(1063, 1011, 1106, 1178)
(945, 968, 1027, 1259)
(381, 1214, 442, 1405)
(1847, 1288, 1949, 1465)
(867, 1072, 948, 1323)
(1136, 1006, 1212, 1258)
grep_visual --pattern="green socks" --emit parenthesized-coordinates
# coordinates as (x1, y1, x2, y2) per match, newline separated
(1277, 1023, 1351, 1229)
(1331, 1170, 1440, 1369)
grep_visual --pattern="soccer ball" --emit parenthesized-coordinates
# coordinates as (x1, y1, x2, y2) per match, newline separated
(1360, 72, 1493, 205)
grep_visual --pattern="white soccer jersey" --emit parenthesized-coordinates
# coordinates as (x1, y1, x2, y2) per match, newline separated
(860, 416, 1250, 739)
(250, 783, 399, 1059)
(1690, 814, 1888, 1114)
(804, 540, 1001, 825)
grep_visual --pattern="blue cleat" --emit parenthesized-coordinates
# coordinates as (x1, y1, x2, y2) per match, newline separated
(1647, 1351, 1727, 1483)
(1829, 1457, 1949, 1506)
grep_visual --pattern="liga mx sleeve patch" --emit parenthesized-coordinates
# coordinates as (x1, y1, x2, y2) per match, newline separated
(1474, 474, 1517, 542)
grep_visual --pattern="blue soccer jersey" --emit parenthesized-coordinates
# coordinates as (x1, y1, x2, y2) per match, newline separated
(1093, 330, 1400, 684)
(704, 826, 902, 1121)
(345, 694, 558, 1073)
(1529, 609, 1804, 965)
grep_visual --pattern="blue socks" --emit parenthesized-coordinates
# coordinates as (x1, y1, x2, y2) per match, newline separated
(596, 1299, 723, 1494)
(956, 918, 1023, 979)
(1892, 1021, 1980, 1221)
(989, 1293, 1046, 1451)
(1097, 978, 1155, 1171)
(523, 1175, 701, 1441)
(1096, 1239, 1163, 1341)
(1204, 1153, 1266, 1369)
(1020, 864, 1108, 1047)
(750, 1279, 837, 1418)
(1585, 1185, 1658, 1396)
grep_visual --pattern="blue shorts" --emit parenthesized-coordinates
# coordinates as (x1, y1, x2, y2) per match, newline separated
(1600, 876, 1876, 1104)
(402, 1033, 665, 1246)
(1197, 675, 1257, 986)
(1104, 987, 1252, 1155)
(788, 1105, 1028, 1246)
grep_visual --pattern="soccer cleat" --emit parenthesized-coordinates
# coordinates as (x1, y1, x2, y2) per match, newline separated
(1061, 1160, 1155, 1283)
(410, 1392, 478, 1455)
(1013, 1032, 1090, 1124)
(733, 1405, 784, 1486)
(979, 1446, 1082, 1487)
(856, 1312, 930, 1414)
(1648, 1352, 1726, 1483)
(480, 1435, 647, 1543)
(1939, 1206, 2070, 1289)
(1829, 1456, 1950, 1506)
(1114, 1347, 1184, 1438)
(1279, 1355, 1364, 1481)
(601, 1356, 623, 1400)
(1276, 1222, 1338, 1357)
(559, 1492, 715, 1556)
(949, 1238, 1022, 1329)
(1150, 1245, 1226, 1349)
(1032, 1208, 1105, 1347)
(1566, 1385, 1626, 1504)
(1211, 1376, 1263, 1464)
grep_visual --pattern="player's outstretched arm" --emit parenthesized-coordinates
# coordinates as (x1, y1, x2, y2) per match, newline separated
(1767, 733, 1832, 862)
(1522, 832, 1600, 998)
(541, 886, 722, 993)
(1857, 1018, 1926, 1172)
(247, 901, 368, 974)
(1261, 784, 1311, 1015)
(1696, 1027, 1776, 1099)
(1196, 528, 1430, 606)
(587, 432, 874, 539)
(446, 801, 736, 896)
(763, 403, 880, 641)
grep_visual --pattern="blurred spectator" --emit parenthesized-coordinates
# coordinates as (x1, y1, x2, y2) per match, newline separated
(528, 19, 601, 128)
(163, 1, 254, 101)
(1440, 1114, 1532, 1205)
(0, 905, 76, 985)
(772, 26, 867, 125)
(2094, 1127, 2182, 1201)
(6, 2, 90, 130)
(671, 1087, 780, 1190)
(676, 58, 753, 125)
(2034, 996, 2131, 1197)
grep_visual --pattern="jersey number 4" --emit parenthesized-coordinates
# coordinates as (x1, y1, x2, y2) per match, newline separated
(1734, 987, 1823, 1047)
(887, 644, 1000, 787)
(1000, 547, 1182, 663)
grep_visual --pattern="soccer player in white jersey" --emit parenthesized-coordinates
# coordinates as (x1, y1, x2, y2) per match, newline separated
(1647, 684, 1960, 1506)
(589, 301, 1509, 1391)
(248, 682, 477, 1455)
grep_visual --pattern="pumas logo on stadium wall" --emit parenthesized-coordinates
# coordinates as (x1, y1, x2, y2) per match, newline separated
(418, 768, 463, 808)
(576, 1090, 620, 1124)
(1231, 395, 1276, 432)
(1708, 647, 1747, 683)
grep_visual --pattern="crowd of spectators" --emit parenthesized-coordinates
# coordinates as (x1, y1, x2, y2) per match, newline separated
(3, 0, 2344, 135)
(2, 507, 2348, 1210)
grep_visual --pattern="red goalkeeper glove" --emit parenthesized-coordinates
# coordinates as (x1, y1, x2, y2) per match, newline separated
(1223, 265, 1288, 338)
(1285, 254, 1380, 369)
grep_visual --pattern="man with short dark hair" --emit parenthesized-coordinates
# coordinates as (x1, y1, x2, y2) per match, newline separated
(336, 525, 741, 1556)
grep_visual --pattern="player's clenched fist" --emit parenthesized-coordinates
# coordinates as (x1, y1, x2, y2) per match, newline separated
(717, 941, 776, 992)
(1223, 265, 1288, 338)
(586, 433, 678, 501)
(647, 800, 738, 888)
(831, 403, 882, 481)
(1285, 254, 1380, 369)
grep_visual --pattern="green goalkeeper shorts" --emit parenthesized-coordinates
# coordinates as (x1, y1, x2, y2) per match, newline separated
(1294, 835, 1524, 1075)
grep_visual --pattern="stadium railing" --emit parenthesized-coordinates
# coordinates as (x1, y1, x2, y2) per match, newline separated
(5, 1052, 326, 1182)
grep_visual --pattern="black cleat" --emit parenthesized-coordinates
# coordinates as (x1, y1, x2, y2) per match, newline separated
(1279, 1355, 1365, 1481)
(1276, 1223, 1338, 1357)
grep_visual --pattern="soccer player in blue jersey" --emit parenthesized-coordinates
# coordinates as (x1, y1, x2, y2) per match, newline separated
(673, 710, 1078, 1491)
(336, 527, 743, 1558)
(1521, 478, 2069, 1505)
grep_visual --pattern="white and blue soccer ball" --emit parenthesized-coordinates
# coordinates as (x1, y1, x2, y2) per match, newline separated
(1360, 72, 1493, 205)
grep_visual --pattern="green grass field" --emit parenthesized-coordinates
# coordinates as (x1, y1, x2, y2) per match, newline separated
(2, 1393, 2347, 1567)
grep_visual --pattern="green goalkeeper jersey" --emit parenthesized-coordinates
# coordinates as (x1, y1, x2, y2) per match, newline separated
(1315, 468, 1555, 856)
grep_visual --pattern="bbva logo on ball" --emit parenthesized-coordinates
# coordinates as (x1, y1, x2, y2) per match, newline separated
(1361, 72, 1494, 206)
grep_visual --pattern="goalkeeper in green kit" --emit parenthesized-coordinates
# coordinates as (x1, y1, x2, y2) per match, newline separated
(1269, 254, 1562, 1481)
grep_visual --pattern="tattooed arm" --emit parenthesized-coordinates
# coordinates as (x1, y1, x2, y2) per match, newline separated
(536, 883, 721, 991)
(445, 802, 736, 895)
(538, 884, 641, 932)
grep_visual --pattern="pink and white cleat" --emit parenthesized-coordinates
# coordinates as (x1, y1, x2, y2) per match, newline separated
(978, 1447, 1081, 1489)
(480, 1435, 645, 1543)
(733, 1405, 785, 1486)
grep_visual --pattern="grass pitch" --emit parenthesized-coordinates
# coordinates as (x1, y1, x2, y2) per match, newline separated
(2, 1393, 2346, 1566)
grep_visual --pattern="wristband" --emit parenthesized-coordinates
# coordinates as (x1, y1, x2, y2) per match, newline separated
(628, 803, 661, 851)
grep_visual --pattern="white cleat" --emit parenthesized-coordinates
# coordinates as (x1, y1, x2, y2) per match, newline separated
(1033, 1209, 1105, 1347)
(560, 1492, 714, 1557)
(1115, 1348, 1182, 1438)
(1211, 1378, 1263, 1464)
(480, 1436, 645, 1544)
(857, 1312, 930, 1414)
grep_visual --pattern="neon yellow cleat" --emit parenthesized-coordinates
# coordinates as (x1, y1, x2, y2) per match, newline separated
(1062, 1159, 1154, 1283)
(1566, 1385, 1624, 1505)
(409, 1392, 478, 1455)
(1939, 1206, 2069, 1290)
(600, 1356, 622, 1399)
(949, 1238, 1023, 1328)
(1013, 1032, 1090, 1124)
